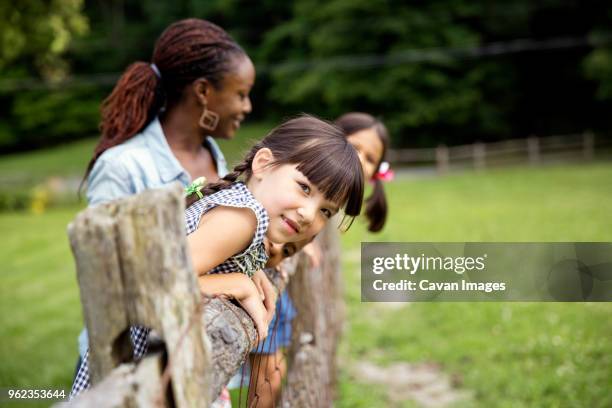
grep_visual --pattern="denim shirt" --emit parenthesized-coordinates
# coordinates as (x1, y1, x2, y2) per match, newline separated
(78, 117, 228, 357)
(86, 117, 229, 206)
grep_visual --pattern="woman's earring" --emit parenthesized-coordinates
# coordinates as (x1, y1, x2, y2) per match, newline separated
(199, 105, 219, 131)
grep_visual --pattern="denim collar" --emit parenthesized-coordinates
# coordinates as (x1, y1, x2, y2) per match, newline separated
(143, 117, 188, 184)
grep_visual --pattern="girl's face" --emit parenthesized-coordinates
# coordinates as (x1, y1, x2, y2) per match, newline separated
(251, 158, 340, 244)
(206, 55, 255, 139)
(347, 127, 384, 180)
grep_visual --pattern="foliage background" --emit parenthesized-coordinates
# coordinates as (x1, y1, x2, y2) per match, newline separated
(1, 0, 612, 152)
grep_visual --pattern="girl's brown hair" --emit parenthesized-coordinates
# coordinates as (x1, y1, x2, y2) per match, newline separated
(83, 18, 246, 182)
(187, 115, 364, 228)
(335, 112, 389, 232)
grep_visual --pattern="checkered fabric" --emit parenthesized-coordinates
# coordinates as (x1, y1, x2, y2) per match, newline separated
(70, 327, 148, 398)
(70, 182, 269, 399)
(185, 182, 269, 277)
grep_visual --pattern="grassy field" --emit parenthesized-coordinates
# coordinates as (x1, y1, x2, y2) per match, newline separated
(1, 135, 611, 407)
(336, 163, 612, 407)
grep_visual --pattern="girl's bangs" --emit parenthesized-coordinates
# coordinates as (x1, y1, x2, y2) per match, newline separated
(295, 143, 363, 217)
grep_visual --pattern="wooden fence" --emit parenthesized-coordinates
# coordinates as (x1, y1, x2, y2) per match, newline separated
(56, 183, 341, 407)
(387, 132, 612, 173)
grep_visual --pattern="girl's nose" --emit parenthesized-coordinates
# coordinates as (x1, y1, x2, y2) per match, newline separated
(297, 204, 316, 226)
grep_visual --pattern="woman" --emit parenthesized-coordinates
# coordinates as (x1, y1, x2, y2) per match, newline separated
(84, 18, 255, 205)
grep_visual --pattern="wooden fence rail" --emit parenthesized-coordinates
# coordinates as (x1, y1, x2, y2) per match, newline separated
(387, 132, 612, 173)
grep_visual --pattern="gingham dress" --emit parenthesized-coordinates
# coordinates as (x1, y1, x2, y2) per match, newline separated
(70, 182, 269, 399)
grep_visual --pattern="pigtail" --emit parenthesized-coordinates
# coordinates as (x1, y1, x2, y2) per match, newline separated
(365, 179, 388, 232)
(185, 145, 260, 208)
(82, 62, 164, 183)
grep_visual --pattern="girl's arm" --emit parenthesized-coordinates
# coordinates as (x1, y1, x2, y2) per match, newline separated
(187, 206, 257, 275)
(252, 269, 277, 323)
(198, 273, 268, 340)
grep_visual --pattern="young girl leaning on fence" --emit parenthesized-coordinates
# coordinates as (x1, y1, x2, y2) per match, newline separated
(246, 112, 390, 407)
(69, 114, 365, 399)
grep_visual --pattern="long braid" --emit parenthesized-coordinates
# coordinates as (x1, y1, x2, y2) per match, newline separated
(185, 145, 260, 208)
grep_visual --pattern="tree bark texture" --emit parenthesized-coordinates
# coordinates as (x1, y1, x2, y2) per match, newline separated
(282, 222, 344, 407)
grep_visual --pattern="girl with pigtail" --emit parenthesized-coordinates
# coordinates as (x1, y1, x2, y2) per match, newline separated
(335, 112, 390, 232)
(71, 115, 365, 402)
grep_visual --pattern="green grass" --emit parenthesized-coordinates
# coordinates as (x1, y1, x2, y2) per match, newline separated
(337, 163, 612, 407)
(1, 161, 611, 407)
(0, 139, 97, 184)
(0, 206, 84, 407)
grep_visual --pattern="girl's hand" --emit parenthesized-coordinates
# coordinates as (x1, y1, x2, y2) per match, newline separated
(198, 273, 268, 340)
(252, 269, 278, 324)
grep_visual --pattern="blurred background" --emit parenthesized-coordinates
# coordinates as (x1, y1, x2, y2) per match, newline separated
(1, 1, 611, 407)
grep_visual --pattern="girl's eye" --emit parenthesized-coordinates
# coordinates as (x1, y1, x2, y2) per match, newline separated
(321, 208, 332, 218)
(298, 182, 311, 194)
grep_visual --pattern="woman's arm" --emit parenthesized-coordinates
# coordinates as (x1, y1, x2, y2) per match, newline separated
(187, 205, 257, 275)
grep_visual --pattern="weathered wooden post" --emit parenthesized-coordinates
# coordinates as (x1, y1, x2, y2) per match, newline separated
(67, 183, 212, 407)
(436, 144, 449, 174)
(527, 136, 540, 165)
(583, 131, 594, 160)
(282, 221, 343, 407)
(473, 142, 486, 170)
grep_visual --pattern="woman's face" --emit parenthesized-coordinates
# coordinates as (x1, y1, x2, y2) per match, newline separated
(347, 127, 384, 180)
(206, 55, 255, 139)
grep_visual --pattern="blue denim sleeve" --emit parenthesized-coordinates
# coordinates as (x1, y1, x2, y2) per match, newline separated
(86, 157, 133, 206)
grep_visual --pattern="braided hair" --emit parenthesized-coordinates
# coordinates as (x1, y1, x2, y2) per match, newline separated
(335, 112, 389, 232)
(83, 18, 246, 182)
(187, 115, 365, 228)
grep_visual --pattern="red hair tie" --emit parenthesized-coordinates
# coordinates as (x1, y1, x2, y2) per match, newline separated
(373, 161, 394, 182)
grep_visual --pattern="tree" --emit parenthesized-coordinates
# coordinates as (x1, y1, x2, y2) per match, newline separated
(0, 1, 88, 81)
(253, 0, 510, 146)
